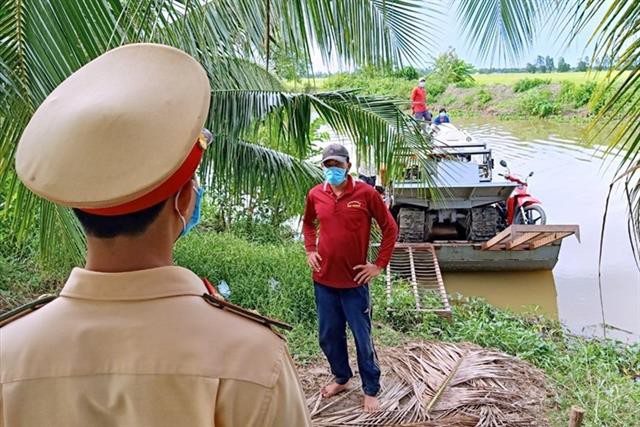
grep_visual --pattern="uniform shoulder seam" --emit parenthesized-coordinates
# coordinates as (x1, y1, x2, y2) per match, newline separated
(0, 295, 57, 328)
(201, 293, 291, 334)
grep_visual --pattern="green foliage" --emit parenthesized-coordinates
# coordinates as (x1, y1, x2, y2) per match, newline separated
(463, 94, 476, 106)
(424, 78, 447, 99)
(516, 88, 560, 117)
(0, 0, 433, 265)
(557, 57, 571, 72)
(174, 232, 317, 328)
(476, 88, 492, 107)
(558, 81, 577, 104)
(437, 94, 457, 107)
(513, 77, 551, 93)
(559, 81, 598, 109)
(454, 80, 476, 88)
(392, 66, 419, 80)
(272, 44, 308, 82)
(420, 297, 640, 426)
(589, 81, 616, 114)
(574, 81, 597, 108)
(322, 72, 415, 100)
(431, 50, 475, 85)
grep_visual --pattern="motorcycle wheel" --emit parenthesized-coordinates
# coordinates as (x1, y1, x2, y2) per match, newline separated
(514, 205, 547, 225)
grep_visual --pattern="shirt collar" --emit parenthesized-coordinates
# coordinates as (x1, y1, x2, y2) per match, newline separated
(60, 266, 207, 301)
(323, 175, 357, 194)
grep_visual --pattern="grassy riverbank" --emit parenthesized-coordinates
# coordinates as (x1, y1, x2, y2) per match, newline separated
(300, 71, 625, 119)
(2, 227, 638, 426)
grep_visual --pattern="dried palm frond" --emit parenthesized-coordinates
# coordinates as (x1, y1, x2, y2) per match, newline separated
(301, 341, 548, 427)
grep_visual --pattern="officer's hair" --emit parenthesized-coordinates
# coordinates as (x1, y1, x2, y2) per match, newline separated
(73, 200, 167, 238)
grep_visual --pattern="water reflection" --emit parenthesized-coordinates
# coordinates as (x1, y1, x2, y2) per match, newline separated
(443, 270, 558, 320)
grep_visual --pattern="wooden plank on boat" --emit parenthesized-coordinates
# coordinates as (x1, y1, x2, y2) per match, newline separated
(506, 232, 542, 250)
(482, 227, 513, 250)
(529, 231, 575, 249)
(482, 225, 579, 251)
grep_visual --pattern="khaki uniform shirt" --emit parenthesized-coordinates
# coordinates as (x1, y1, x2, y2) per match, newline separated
(0, 266, 311, 426)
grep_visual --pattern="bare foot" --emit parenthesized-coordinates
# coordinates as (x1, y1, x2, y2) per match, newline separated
(320, 381, 349, 398)
(363, 395, 380, 412)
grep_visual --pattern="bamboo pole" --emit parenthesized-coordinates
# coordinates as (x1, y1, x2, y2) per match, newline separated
(568, 406, 584, 427)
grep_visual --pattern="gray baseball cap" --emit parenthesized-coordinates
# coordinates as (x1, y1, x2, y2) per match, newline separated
(321, 144, 349, 164)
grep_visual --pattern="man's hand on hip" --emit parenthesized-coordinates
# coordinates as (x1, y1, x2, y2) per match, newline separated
(353, 263, 383, 285)
(306, 251, 322, 272)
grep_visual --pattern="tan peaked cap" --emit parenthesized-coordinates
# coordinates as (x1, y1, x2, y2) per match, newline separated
(16, 43, 211, 210)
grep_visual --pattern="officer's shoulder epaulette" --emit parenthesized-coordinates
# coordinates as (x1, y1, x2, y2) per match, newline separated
(201, 293, 292, 337)
(0, 294, 57, 328)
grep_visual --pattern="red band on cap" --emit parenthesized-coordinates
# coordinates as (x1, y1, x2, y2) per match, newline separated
(79, 142, 204, 216)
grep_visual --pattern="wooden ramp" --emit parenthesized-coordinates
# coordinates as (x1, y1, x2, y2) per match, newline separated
(384, 243, 452, 319)
(481, 224, 580, 251)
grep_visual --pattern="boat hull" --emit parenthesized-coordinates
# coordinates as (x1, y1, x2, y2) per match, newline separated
(432, 242, 561, 272)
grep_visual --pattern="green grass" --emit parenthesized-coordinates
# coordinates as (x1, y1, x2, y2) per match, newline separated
(474, 71, 629, 85)
(305, 71, 629, 90)
(2, 229, 638, 426)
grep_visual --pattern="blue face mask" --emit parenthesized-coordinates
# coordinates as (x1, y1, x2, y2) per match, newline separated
(178, 186, 204, 237)
(323, 166, 347, 186)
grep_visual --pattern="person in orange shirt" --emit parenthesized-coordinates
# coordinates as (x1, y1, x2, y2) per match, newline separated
(410, 77, 432, 124)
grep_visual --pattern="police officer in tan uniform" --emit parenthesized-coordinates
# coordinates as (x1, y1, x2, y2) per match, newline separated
(0, 44, 311, 426)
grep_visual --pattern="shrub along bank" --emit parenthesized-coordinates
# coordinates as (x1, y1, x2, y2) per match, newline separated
(1, 230, 638, 426)
(313, 72, 615, 119)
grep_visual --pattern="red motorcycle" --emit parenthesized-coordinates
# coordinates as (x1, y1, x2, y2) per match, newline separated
(496, 160, 547, 226)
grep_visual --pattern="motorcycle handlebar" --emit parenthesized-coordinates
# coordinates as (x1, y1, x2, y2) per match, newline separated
(504, 174, 527, 185)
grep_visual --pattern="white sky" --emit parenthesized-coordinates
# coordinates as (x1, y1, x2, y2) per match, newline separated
(311, 1, 610, 73)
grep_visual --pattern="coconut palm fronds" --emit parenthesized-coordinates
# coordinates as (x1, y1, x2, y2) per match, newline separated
(301, 341, 548, 427)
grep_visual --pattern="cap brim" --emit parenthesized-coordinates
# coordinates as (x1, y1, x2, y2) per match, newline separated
(321, 155, 348, 165)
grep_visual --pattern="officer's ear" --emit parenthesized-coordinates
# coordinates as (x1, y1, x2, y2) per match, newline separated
(175, 178, 196, 217)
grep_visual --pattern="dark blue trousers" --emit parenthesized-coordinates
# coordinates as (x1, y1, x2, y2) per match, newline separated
(313, 282, 381, 396)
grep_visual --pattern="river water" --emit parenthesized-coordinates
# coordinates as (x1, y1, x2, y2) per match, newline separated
(447, 117, 640, 342)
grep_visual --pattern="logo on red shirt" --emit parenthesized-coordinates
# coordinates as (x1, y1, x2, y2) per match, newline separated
(347, 201, 363, 209)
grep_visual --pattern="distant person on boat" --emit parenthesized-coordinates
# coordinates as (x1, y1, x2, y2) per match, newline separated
(433, 108, 450, 125)
(410, 77, 431, 124)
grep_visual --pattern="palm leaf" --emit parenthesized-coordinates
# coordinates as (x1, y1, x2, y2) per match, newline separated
(0, 0, 433, 263)
(302, 341, 548, 426)
(453, 0, 558, 64)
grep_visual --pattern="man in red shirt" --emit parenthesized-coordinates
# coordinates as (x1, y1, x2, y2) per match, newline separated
(410, 77, 431, 124)
(303, 144, 398, 412)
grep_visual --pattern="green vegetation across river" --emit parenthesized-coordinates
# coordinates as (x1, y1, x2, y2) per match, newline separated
(299, 70, 629, 119)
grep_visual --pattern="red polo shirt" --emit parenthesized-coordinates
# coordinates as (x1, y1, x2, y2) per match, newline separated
(303, 176, 398, 288)
(410, 87, 427, 112)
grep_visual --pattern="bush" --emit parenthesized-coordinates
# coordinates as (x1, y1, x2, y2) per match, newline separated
(558, 80, 597, 109)
(558, 81, 577, 104)
(463, 94, 475, 106)
(437, 94, 457, 107)
(574, 81, 597, 108)
(476, 88, 492, 107)
(516, 88, 560, 117)
(392, 66, 419, 81)
(322, 72, 415, 100)
(455, 80, 476, 89)
(174, 232, 317, 327)
(424, 78, 447, 98)
(431, 50, 475, 85)
(513, 77, 551, 93)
